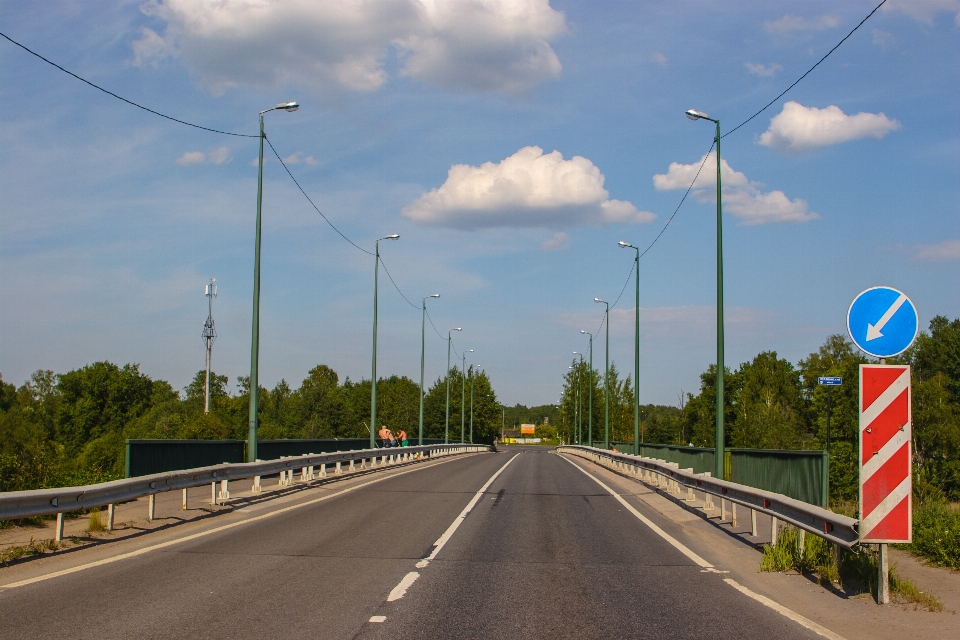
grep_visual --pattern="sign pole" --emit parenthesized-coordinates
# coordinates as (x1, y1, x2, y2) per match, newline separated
(826, 385, 831, 506)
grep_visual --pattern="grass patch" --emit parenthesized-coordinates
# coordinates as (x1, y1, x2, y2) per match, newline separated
(759, 526, 943, 611)
(896, 500, 960, 571)
(87, 509, 105, 533)
(0, 537, 63, 566)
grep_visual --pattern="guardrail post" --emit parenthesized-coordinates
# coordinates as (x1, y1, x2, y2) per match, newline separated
(750, 508, 757, 536)
(320, 463, 327, 477)
(349, 460, 356, 472)
(182, 488, 188, 510)
(217, 479, 230, 504)
(55, 512, 64, 542)
(721, 498, 727, 521)
(211, 481, 217, 505)
(252, 474, 261, 493)
(107, 503, 115, 531)
(731, 503, 738, 527)
(148, 494, 155, 521)
(797, 528, 805, 557)
(770, 516, 778, 546)
(335, 461, 342, 475)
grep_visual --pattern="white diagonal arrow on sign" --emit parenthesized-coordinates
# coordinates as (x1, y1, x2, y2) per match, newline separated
(866, 293, 908, 341)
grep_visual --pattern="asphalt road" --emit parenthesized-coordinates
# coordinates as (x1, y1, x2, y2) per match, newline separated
(1, 447, 823, 639)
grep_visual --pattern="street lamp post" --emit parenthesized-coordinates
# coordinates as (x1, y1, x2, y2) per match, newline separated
(686, 108, 725, 480)
(470, 365, 481, 444)
(248, 100, 299, 463)
(419, 294, 440, 446)
(370, 234, 400, 450)
(576, 352, 584, 445)
(581, 330, 593, 447)
(594, 298, 610, 451)
(619, 241, 641, 454)
(445, 327, 462, 444)
(461, 350, 473, 443)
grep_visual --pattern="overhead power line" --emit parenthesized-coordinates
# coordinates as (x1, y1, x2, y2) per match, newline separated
(723, 0, 888, 138)
(0, 31, 256, 138)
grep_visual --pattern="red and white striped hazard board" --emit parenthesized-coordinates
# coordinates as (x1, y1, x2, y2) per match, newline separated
(859, 364, 912, 543)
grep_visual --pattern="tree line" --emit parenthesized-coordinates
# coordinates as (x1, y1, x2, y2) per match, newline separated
(0, 364, 500, 491)
(557, 316, 960, 504)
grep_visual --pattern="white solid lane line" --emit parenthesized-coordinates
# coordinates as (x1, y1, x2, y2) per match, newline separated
(724, 579, 847, 640)
(415, 452, 519, 569)
(561, 454, 846, 640)
(387, 572, 421, 601)
(559, 453, 713, 568)
(0, 455, 471, 591)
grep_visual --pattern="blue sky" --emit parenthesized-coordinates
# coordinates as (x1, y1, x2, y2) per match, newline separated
(1, 0, 958, 407)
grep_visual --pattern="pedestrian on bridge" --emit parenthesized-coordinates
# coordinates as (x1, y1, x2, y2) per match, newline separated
(378, 425, 395, 448)
(397, 428, 408, 447)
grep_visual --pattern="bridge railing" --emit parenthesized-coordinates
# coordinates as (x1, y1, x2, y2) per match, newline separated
(558, 445, 859, 549)
(0, 444, 490, 537)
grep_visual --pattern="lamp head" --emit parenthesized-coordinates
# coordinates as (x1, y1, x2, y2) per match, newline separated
(467, 349, 474, 353)
(618, 241, 633, 248)
(454, 327, 462, 332)
(385, 234, 400, 240)
(429, 294, 440, 298)
(594, 297, 605, 304)
(276, 101, 300, 112)
(685, 109, 709, 121)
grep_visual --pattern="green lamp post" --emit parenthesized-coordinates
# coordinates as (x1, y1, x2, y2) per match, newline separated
(594, 298, 610, 451)
(445, 327, 462, 444)
(419, 294, 440, 446)
(461, 349, 473, 443)
(686, 108, 725, 480)
(248, 100, 299, 463)
(370, 234, 400, 450)
(618, 241, 641, 454)
(581, 329, 593, 447)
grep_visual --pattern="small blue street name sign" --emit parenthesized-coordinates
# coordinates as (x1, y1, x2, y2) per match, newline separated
(847, 286, 919, 359)
(818, 377, 842, 386)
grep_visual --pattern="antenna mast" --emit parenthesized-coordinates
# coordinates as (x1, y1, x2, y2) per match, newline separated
(202, 278, 217, 413)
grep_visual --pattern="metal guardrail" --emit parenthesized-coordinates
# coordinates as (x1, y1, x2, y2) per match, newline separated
(0, 444, 489, 523)
(558, 445, 859, 549)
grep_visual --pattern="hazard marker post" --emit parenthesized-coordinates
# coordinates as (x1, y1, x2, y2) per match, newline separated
(859, 364, 912, 604)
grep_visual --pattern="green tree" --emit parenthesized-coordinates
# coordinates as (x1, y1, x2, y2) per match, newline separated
(731, 351, 808, 450)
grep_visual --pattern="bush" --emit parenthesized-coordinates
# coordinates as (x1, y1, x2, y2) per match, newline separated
(900, 500, 960, 570)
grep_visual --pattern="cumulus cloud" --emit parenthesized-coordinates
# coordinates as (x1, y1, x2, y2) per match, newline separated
(282, 151, 318, 165)
(653, 153, 817, 225)
(758, 101, 901, 154)
(914, 240, 960, 262)
(134, 0, 566, 96)
(540, 231, 569, 251)
(763, 14, 840, 33)
(745, 62, 782, 77)
(176, 146, 232, 165)
(403, 146, 655, 230)
(883, 0, 960, 25)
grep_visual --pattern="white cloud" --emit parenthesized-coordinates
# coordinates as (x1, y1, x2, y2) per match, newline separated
(883, 0, 960, 25)
(207, 146, 233, 165)
(651, 52, 668, 66)
(872, 29, 897, 49)
(403, 146, 655, 230)
(280, 151, 318, 165)
(758, 101, 901, 154)
(914, 240, 960, 262)
(177, 147, 232, 166)
(540, 231, 569, 251)
(653, 153, 818, 225)
(134, 0, 566, 96)
(763, 14, 840, 33)
(745, 62, 782, 77)
(176, 151, 206, 165)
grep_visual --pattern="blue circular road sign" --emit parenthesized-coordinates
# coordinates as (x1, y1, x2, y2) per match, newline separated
(847, 286, 919, 358)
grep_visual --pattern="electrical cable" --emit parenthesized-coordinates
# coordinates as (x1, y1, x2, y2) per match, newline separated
(424, 307, 448, 341)
(0, 31, 257, 138)
(265, 138, 373, 256)
(378, 256, 419, 309)
(722, 0, 888, 139)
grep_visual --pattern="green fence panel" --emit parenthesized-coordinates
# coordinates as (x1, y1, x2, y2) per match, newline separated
(639, 444, 716, 475)
(126, 440, 245, 477)
(728, 449, 827, 507)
